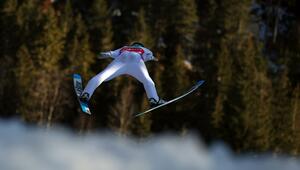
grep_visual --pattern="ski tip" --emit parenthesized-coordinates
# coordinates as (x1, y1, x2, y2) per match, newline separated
(73, 73, 81, 79)
(134, 113, 141, 117)
(197, 80, 205, 86)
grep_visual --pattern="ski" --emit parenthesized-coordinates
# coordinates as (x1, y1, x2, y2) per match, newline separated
(134, 80, 205, 117)
(73, 74, 91, 115)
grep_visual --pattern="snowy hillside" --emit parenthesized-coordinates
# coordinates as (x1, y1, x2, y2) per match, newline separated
(0, 120, 299, 170)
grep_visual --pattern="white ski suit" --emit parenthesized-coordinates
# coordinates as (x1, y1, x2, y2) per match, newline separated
(82, 46, 159, 101)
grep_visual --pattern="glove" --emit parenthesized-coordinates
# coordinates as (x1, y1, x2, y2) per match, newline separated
(144, 52, 159, 62)
(153, 57, 159, 61)
(97, 52, 111, 59)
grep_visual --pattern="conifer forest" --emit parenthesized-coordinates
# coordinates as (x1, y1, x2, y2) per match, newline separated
(0, 0, 300, 155)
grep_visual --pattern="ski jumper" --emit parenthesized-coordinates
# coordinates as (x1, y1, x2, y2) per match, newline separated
(82, 46, 159, 101)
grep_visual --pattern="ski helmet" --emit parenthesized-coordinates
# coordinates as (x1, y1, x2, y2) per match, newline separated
(131, 42, 144, 47)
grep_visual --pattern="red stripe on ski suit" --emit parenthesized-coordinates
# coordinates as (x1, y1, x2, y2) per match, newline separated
(119, 47, 145, 60)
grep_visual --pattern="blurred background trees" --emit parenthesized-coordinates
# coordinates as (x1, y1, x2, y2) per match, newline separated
(0, 0, 299, 155)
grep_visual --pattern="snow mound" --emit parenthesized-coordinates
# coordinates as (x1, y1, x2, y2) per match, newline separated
(0, 120, 299, 170)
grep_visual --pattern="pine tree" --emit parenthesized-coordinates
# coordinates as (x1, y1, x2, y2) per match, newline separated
(63, 14, 94, 77)
(211, 40, 233, 130)
(0, 0, 19, 56)
(87, 0, 113, 52)
(15, 1, 66, 126)
(138, 0, 199, 132)
(0, 0, 19, 117)
(270, 70, 292, 153)
(161, 0, 198, 96)
(172, 0, 198, 51)
(210, 0, 274, 152)
(213, 36, 273, 152)
(59, 3, 95, 131)
(291, 85, 300, 154)
(236, 36, 272, 151)
(129, 8, 154, 47)
(189, 0, 220, 140)
(164, 45, 189, 97)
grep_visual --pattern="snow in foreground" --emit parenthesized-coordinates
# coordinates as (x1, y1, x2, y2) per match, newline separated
(0, 120, 299, 170)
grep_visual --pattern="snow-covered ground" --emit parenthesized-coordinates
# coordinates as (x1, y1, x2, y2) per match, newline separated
(0, 120, 299, 170)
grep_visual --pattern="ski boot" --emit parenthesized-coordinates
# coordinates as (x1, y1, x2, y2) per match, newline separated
(148, 98, 166, 108)
(79, 92, 90, 103)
